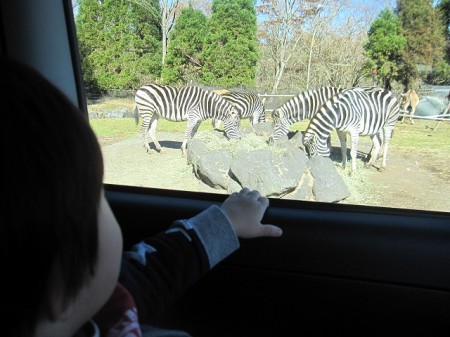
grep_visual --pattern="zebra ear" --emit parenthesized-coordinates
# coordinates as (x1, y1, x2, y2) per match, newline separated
(272, 109, 283, 119)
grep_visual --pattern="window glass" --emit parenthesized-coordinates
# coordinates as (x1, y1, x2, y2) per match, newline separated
(73, 0, 450, 213)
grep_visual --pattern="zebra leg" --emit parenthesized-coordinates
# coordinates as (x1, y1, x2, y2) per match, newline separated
(380, 128, 393, 169)
(336, 131, 348, 169)
(366, 134, 381, 167)
(181, 119, 201, 155)
(140, 113, 153, 153)
(349, 131, 359, 175)
(148, 115, 162, 153)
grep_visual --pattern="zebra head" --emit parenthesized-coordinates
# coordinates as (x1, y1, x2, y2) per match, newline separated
(268, 108, 290, 145)
(223, 106, 242, 140)
(303, 131, 330, 158)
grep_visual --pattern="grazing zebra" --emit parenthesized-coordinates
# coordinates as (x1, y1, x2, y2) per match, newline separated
(134, 84, 241, 154)
(268, 86, 344, 144)
(303, 87, 400, 175)
(400, 89, 420, 125)
(212, 92, 266, 129)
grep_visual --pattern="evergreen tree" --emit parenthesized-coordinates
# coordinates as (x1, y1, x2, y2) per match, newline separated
(428, 0, 450, 84)
(364, 9, 407, 90)
(201, 0, 259, 88)
(162, 6, 208, 84)
(396, 0, 447, 87)
(76, 0, 162, 91)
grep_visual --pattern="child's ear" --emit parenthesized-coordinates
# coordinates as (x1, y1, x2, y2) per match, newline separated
(48, 293, 74, 322)
(45, 264, 75, 322)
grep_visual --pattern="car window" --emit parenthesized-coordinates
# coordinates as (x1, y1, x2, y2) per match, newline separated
(73, 0, 450, 213)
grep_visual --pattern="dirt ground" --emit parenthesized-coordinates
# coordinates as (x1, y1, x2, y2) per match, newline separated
(100, 131, 450, 213)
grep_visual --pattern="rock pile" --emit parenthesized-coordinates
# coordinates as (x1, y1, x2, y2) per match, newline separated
(187, 122, 350, 203)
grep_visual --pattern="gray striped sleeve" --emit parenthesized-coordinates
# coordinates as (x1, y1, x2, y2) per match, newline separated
(172, 205, 240, 268)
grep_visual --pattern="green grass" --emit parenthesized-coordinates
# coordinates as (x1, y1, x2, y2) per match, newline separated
(389, 119, 450, 151)
(89, 118, 139, 139)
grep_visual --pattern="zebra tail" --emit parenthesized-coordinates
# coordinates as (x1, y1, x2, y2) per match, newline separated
(133, 104, 139, 125)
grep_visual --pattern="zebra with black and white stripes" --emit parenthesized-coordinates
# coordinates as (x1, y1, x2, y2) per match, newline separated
(212, 92, 266, 129)
(303, 87, 400, 174)
(269, 87, 344, 144)
(134, 84, 241, 154)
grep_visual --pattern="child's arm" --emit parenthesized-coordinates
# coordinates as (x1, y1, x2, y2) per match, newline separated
(119, 188, 282, 323)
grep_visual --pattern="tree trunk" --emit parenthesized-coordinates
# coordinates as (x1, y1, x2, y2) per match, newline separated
(271, 61, 285, 94)
(161, 3, 167, 68)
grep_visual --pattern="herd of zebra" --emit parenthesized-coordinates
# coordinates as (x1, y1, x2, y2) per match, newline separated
(134, 83, 401, 175)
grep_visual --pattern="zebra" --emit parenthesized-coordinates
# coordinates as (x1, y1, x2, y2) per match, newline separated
(303, 87, 400, 175)
(134, 84, 242, 155)
(212, 92, 266, 129)
(268, 86, 344, 145)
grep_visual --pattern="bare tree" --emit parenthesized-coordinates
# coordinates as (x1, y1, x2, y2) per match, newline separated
(308, 2, 372, 89)
(257, 0, 350, 94)
(257, 0, 315, 94)
(257, 0, 380, 93)
(130, 0, 182, 67)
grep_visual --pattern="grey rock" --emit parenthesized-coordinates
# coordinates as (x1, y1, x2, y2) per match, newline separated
(230, 150, 298, 197)
(309, 156, 350, 202)
(186, 139, 208, 175)
(197, 150, 232, 189)
(285, 171, 314, 201)
(104, 108, 127, 118)
(185, 127, 350, 203)
(288, 130, 305, 150)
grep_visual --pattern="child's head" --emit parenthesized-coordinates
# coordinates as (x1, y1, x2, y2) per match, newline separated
(1, 56, 123, 337)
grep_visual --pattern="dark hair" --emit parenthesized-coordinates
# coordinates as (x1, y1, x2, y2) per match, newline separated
(0, 56, 104, 336)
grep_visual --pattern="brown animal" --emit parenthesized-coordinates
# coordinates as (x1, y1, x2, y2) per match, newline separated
(212, 89, 230, 95)
(400, 89, 420, 125)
